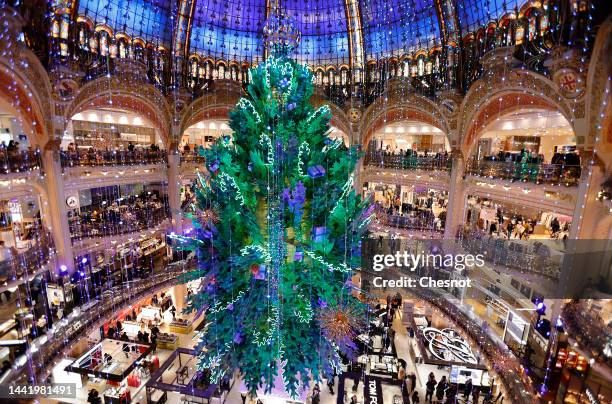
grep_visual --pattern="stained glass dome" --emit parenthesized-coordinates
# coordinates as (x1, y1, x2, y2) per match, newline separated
(75, 0, 525, 66)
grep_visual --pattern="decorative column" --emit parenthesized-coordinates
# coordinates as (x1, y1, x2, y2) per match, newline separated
(41, 139, 74, 273)
(569, 152, 608, 239)
(166, 132, 183, 232)
(443, 150, 466, 239)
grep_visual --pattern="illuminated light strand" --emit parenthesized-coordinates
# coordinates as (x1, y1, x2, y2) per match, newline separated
(208, 290, 245, 314)
(218, 172, 246, 206)
(259, 133, 274, 166)
(322, 136, 342, 153)
(239, 244, 271, 262)
(306, 105, 331, 126)
(296, 141, 310, 177)
(293, 293, 314, 323)
(330, 174, 354, 215)
(303, 250, 351, 273)
(252, 306, 282, 347)
(237, 98, 262, 124)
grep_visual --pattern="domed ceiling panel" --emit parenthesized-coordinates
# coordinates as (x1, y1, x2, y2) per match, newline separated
(74, 0, 535, 66)
(361, 0, 441, 59)
(189, 0, 349, 65)
(78, 0, 173, 44)
(456, 0, 522, 34)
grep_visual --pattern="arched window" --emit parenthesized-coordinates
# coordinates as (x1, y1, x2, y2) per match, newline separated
(539, 14, 549, 36)
(109, 40, 118, 58)
(190, 58, 199, 78)
(134, 42, 145, 62)
(217, 63, 226, 80)
(340, 67, 349, 86)
(515, 20, 525, 45)
(425, 60, 433, 75)
(316, 69, 323, 86)
(78, 25, 88, 51)
(98, 31, 109, 56)
(204, 60, 213, 79)
(117, 38, 129, 58)
(51, 19, 60, 38)
(402, 60, 410, 77)
(59, 16, 69, 40)
(157, 51, 166, 72)
(528, 16, 537, 41)
(417, 57, 424, 76)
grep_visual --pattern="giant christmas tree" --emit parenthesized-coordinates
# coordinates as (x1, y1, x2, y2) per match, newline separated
(177, 12, 373, 398)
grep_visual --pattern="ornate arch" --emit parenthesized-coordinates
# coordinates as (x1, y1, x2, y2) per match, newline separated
(0, 39, 53, 146)
(585, 16, 612, 168)
(361, 92, 450, 148)
(310, 96, 353, 145)
(64, 76, 172, 146)
(179, 82, 244, 135)
(459, 68, 575, 156)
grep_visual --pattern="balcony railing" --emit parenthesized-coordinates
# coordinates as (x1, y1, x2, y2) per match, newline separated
(458, 229, 562, 280)
(373, 207, 444, 232)
(364, 152, 452, 171)
(69, 204, 170, 240)
(466, 159, 581, 186)
(60, 149, 167, 168)
(0, 231, 54, 282)
(4, 259, 194, 384)
(180, 154, 206, 164)
(0, 149, 42, 174)
(562, 300, 612, 367)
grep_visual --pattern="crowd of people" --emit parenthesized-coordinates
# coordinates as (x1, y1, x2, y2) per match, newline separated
(68, 192, 169, 239)
(468, 149, 581, 185)
(0, 140, 40, 173)
(373, 195, 447, 232)
(562, 300, 612, 368)
(365, 147, 451, 171)
(60, 142, 166, 167)
(469, 206, 569, 240)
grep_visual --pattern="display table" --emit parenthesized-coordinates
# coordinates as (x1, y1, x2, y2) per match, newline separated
(139, 306, 162, 322)
(103, 386, 131, 404)
(370, 356, 399, 378)
(121, 320, 142, 339)
(169, 319, 193, 334)
(156, 333, 178, 350)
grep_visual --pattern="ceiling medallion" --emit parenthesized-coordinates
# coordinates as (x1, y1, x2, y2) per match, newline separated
(348, 107, 362, 123)
(554, 68, 585, 99)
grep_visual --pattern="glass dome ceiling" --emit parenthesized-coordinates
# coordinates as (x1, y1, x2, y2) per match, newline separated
(76, 0, 524, 66)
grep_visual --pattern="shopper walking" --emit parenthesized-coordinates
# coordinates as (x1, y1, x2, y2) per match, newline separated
(411, 390, 420, 404)
(425, 376, 437, 403)
(464, 378, 473, 399)
(436, 376, 447, 402)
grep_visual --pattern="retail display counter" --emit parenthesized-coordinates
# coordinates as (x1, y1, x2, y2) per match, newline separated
(169, 319, 193, 334)
(156, 333, 178, 350)
(139, 306, 162, 322)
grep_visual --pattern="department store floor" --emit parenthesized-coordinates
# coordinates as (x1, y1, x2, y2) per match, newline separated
(40, 284, 496, 404)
